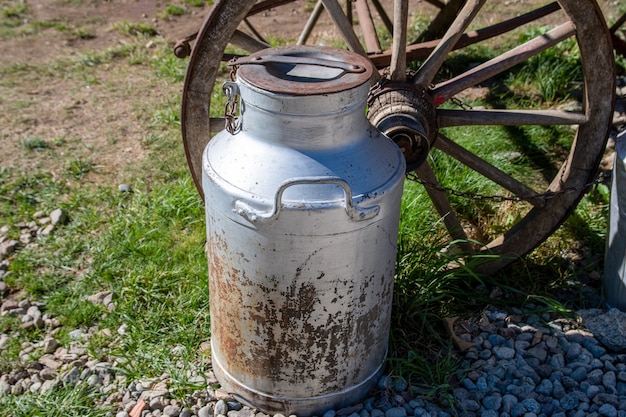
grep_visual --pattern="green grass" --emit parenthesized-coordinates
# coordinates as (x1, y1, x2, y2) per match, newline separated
(20, 137, 50, 151)
(1, 1, 27, 19)
(0, 4, 98, 41)
(0, 12, 613, 414)
(162, 4, 187, 18)
(111, 21, 159, 38)
(2, 382, 113, 417)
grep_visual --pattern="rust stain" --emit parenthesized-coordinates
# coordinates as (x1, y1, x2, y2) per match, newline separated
(207, 220, 396, 398)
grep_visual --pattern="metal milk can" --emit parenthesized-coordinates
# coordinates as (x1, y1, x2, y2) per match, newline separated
(202, 45, 406, 416)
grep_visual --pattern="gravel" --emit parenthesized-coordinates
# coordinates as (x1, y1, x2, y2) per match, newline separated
(3, 277, 626, 417)
(4, 157, 626, 417)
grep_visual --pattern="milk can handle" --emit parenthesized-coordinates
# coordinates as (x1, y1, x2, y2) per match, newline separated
(228, 55, 367, 74)
(234, 176, 380, 224)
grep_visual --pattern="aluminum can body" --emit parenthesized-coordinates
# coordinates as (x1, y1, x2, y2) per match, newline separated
(605, 130, 626, 310)
(202, 46, 406, 416)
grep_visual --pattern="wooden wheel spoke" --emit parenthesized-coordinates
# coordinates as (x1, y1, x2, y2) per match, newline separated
(370, 0, 393, 33)
(390, 0, 408, 81)
(355, 0, 382, 54)
(415, 162, 470, 243)
(369, 2, 561, 68)
(320, 0, 367, 56)
(184, 0, 616, 273)
(412, 0, 487, 87)
(209, 118, 226, 133)
(243, 18, 268, 44)
(423, 0, 445, 8)
(433, 133, 544, 207)
(248, 0, 295, 16)
(437, 109, 587, 128)
(432, 22, 576, 105)
(231, 29, 270, 54)
(297, 0, 324, 45)
(420, 0, 466, 42)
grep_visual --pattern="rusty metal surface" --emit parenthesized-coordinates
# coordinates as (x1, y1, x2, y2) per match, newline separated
(205, 194, 402, 415)
(232, 46, 373, 96)
(202, 46, 405, 415)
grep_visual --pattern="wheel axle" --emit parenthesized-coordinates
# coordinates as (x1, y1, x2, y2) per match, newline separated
(367, 83, 437, 172)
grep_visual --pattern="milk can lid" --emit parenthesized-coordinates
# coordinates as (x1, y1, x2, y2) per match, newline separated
(229, 45, 373, 96)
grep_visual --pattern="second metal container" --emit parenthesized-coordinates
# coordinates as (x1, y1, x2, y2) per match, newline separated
(202, 46, 406, 416)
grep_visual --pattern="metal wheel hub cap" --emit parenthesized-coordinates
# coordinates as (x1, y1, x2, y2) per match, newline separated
(367, 82, 437, 172)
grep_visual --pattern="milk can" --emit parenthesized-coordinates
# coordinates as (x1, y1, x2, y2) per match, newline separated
(605, 129, 626, 310)
(202, 45, 406, 416)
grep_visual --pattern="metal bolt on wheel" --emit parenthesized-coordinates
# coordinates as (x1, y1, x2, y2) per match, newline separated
(181, 0, 615, 274)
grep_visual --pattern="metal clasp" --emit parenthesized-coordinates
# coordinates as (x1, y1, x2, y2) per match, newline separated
(223, 81, 242, 135)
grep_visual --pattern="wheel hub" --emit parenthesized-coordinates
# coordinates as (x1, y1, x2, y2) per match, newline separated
(367, 83, 437, 172)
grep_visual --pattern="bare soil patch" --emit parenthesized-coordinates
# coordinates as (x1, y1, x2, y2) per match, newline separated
(1, 0, 620, 186)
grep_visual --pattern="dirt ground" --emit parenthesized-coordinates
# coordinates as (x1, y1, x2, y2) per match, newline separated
(0, 0, 622, 186)
(0, 0, 344, 185)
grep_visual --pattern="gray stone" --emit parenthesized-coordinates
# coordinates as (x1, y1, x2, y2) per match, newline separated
(0, 376, 11, 394)
(482, 394, 502, 411)
(0, 299, 19, 314)
(0, 334, 10, 350)
(43, 337, 59, 354)
(226, 401, 242, 411)
(510, 402, 526, 417)
(40, 379, 57, 393)
(493, 346, 516, 360)
(566, 342, 583, 361)
(501, 394, 518, 413)
(521, 398, 541, 414)
(570, 366, 588, 382)
(214, 400, 229, 417)
(68, 329, 85, 340)
(535, 379, 553, 396)
(393, 377, 408, 392)
(0, 239, 19, 259)
(50, 209, 68, 225)
(40, 224, 55, 235)
(337, 405, 364, 416)
(377, 375, 393, 390)
(383, 407, 406, 417)
(61, 367, 80, 385)
(526, 345, 548, 363)
(604, 371, 617, 394)
(39, 368, 57, 381)
(39, 355, 62, 370)
(458, 399, 480, 412)
(549, 353, 566, 369)
(163, 405, 181, 417)
(86, 374, 102, 387)
(559, 392, 579, 411)
(599, 404, 618, 417)
(150, 397, 165, 411)
(198, 405, 213, 417)
(579, 309, 626, 351)
(587, 384, 601, 400)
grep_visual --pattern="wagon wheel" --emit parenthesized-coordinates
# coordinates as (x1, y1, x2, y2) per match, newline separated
(610, 10, 626, 57)
(181, 0, 615, 273)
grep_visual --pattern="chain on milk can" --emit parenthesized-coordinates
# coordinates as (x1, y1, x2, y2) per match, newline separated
(202, 45, 406, 416)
